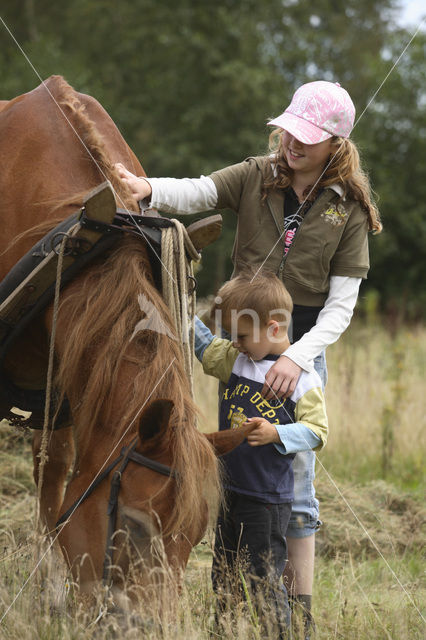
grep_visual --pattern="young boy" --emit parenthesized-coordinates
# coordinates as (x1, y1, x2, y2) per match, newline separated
(194, 270, 328, 638)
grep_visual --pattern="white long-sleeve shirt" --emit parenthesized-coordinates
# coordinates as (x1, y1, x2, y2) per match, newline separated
(143, 175, 361, 372)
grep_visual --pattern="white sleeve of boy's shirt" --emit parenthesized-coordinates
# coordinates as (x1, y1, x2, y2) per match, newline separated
(143, 176, 218, 214)
(284, 276, 362, 373)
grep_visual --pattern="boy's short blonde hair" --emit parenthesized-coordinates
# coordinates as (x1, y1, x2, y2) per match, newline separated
(211, 268, 293, 326)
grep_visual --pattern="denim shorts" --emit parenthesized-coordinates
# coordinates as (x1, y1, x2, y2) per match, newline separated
(286, 352, 327, 539)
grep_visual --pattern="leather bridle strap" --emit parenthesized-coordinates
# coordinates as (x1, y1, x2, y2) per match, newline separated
(102, 447, 133, 584)
(55, 440, 177, 586)
(55, 449, 126, 528)
(101, 444, 177, 584)
(126, 449, 177, 478)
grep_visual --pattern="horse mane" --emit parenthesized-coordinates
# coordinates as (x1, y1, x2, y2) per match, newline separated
(1, 76, 139, 257)
(39, 77, 220, 537)
(48, 75, 139, 213)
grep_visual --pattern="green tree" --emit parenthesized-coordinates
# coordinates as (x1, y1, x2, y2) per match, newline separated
(1, 0, 424, 311)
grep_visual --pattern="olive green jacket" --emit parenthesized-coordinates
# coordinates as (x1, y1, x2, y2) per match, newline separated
(209, 156, 370, 306)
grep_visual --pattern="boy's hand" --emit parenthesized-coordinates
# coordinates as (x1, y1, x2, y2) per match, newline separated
(244, 417, 280, 446)
(262, 355, 302, 400)
(115, 163, 152, 201)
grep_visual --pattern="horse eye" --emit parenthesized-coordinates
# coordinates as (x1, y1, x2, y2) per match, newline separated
(120, 505, 159, 544)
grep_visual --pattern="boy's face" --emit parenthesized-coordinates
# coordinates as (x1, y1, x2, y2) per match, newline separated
(224, 316, 274, 361)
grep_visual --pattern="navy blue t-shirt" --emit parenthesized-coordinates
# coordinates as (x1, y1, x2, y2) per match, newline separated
(219, 354, 296, 504)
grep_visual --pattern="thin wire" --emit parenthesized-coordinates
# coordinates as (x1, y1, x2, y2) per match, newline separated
(250, 18, 425, 282)
(1, 8, 424, 624)
(321, 456, 425, 623)
(348, 554, 394, 640)
(353, 19, 425, 129)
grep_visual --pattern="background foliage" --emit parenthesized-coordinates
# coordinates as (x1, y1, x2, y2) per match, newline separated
(1, 0, 425, 315)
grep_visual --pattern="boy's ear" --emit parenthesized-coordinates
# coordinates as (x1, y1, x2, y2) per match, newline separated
(267, 319, 279, 336)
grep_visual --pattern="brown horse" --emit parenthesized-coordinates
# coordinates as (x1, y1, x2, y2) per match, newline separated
(0, 76, 254, 609)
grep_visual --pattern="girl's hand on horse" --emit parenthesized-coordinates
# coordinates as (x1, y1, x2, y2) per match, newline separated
(244, 417, 280, 446)
(262, 355, 302, 400)
(115, 163, 152, 200)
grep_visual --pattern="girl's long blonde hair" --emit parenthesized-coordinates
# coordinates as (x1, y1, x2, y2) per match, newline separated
(264, 128, 382, 233)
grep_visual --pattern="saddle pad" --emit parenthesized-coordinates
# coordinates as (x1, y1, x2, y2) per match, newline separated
(0, 183, 176, 427)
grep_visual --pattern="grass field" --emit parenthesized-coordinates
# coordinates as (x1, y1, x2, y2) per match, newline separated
(0, 320, 424, 638)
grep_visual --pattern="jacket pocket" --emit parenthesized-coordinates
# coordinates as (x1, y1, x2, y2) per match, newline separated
(239, 223, 265, 251)
(285, 239, 329, 293)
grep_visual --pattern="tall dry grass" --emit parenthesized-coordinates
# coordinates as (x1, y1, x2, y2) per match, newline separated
(319, 320, 424, 488)
(0, 320, 424, 638)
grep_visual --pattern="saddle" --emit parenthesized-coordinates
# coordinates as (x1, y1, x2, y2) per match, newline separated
(0, 182, 221, 429)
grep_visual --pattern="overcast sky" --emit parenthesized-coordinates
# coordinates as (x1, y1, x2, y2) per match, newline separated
(399, 0, 425, 29)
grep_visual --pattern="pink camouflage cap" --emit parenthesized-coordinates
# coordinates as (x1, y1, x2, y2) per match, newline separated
(268, 81, 355, 145)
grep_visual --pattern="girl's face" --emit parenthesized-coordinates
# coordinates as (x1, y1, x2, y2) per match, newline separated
(281, 130, 336, 176)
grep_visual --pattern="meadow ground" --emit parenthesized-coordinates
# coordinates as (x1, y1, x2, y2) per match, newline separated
(0, 320, 424, 638)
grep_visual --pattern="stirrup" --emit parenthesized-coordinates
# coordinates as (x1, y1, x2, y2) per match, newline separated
(185, 214, 222, 251)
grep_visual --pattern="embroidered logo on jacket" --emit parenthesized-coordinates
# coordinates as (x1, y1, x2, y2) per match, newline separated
(321, 204, 347, 226)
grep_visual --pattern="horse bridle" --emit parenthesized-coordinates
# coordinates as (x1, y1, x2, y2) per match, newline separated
(55, 438, 177, 585)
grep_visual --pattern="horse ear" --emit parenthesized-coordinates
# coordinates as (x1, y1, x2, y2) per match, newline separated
(138, 399, 174, 443)
(204, 421, 257, 456)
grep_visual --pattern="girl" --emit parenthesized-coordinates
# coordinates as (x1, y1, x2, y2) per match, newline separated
(116, 80, 381, 637)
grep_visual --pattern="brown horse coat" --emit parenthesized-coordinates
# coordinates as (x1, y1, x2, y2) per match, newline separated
(0, 77, 211, 602)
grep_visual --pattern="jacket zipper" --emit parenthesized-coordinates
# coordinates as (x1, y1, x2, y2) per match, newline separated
(271, 190, 332, 278)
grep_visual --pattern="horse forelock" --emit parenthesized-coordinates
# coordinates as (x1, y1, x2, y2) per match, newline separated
(56, 234, 219, 539)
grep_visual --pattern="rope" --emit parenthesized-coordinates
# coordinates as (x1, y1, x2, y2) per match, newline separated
(36, 225, 78, 525)
(160, 220, 200, 394)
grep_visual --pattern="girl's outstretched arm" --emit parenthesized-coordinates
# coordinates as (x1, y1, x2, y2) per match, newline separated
(115, 162, 218, 214)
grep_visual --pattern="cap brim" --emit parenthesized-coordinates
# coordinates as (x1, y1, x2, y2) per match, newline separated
(268, 112, 332, 145)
